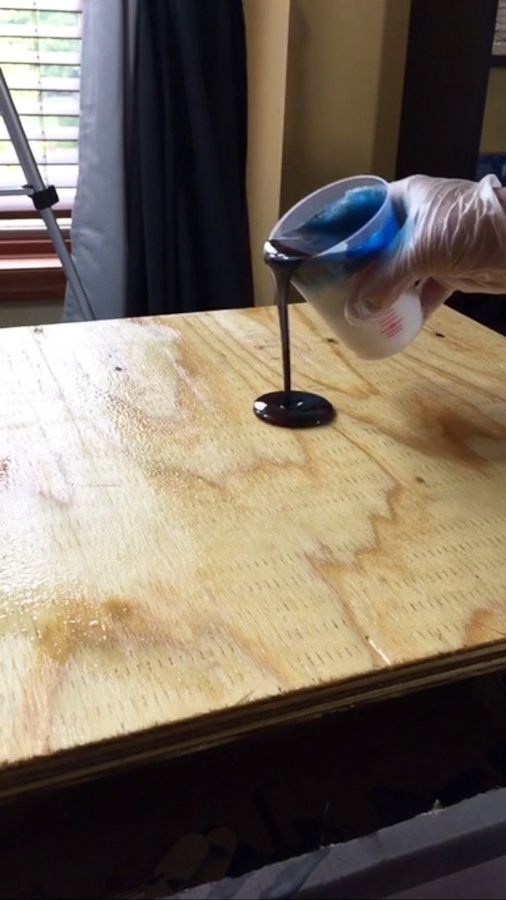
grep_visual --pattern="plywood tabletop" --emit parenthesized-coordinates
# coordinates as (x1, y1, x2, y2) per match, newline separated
(0, 304, 505, 799)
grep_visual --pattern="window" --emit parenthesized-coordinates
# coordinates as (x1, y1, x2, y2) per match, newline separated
(493, 0, 506, 60)
(0, 0, 82, 302)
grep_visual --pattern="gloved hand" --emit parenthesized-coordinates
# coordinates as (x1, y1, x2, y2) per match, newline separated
(350, 174, 506, 320)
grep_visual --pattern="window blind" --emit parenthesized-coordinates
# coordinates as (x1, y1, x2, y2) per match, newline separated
(493, 0, 506, 57)
(0, 0, 82, 214)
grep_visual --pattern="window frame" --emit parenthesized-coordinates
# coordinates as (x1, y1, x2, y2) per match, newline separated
(0, 207, 71, 302)
(0, 0, 82, 303)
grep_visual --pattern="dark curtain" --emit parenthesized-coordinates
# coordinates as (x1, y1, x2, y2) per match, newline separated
(397, 0, 506, 336)
(127, 0, 252, 316)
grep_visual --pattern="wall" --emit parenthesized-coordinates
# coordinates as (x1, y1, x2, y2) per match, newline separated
(481, 68, 506, 152)
(243, 0, 291, 312)
(0, 301, 62, 328)
(245, 0, 411, 305)
(281, 0, 410, 211)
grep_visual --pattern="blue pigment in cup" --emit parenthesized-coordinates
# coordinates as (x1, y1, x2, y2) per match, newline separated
(277, 184, 400, 270)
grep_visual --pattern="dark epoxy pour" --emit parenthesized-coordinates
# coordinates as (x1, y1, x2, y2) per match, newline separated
(254, 241, 335, 428)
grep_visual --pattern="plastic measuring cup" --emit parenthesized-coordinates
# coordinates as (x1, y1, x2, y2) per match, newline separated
(268, 175, 422, 360)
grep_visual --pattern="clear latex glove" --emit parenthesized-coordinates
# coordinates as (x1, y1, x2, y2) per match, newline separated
(350, 174, 506, 320)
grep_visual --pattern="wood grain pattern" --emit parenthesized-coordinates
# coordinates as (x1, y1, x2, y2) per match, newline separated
(0, 304, 505, 799)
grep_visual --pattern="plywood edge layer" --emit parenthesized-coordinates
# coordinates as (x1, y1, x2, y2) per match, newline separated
(2, 642, 505, 804)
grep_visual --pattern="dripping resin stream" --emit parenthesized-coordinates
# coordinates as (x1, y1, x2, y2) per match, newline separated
(253, 185, 395, 428)
(253, 244, 335, 428)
